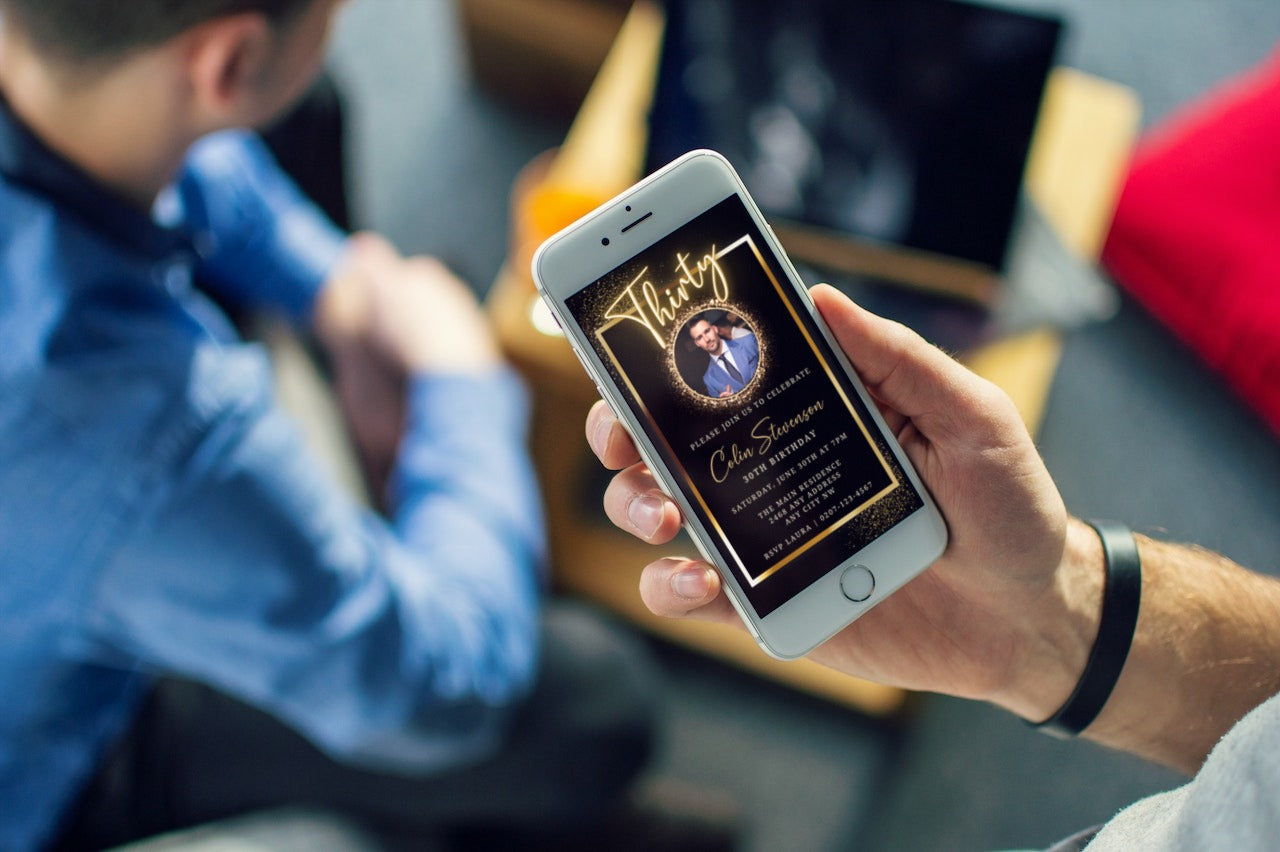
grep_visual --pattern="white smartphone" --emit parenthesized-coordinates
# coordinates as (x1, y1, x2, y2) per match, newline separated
(532, 150, 948, 659)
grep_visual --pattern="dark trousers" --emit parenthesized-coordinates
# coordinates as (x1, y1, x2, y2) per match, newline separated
(54, 602, 660, 849)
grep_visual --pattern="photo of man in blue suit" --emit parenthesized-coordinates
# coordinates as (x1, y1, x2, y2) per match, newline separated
(688, 313, 760, 397)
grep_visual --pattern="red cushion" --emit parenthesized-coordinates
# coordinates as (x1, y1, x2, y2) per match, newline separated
(1103, 46, 1280, 436)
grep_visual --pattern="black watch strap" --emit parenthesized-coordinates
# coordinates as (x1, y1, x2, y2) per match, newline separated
(1032, 520, 1143, 738)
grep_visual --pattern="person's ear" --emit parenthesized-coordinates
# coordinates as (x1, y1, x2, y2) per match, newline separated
(185, 12, 274, 126)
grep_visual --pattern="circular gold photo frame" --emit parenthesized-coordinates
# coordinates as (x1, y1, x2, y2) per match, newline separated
(668, 304, 766, 408)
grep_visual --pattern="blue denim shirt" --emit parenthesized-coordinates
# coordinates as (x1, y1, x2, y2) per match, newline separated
(0, 98, 545, 850)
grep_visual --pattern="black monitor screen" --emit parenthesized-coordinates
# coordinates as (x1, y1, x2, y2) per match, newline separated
(647, 0, 1063, 272)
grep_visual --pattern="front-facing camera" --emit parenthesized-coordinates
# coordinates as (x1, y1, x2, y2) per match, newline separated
(601, 237, 610, 246)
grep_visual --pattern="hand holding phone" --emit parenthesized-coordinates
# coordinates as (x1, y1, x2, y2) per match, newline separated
(588, 280, 1085, 710)
(535, 150, 955, 658)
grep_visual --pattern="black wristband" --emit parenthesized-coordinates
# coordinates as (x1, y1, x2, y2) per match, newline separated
(1032, 520, 1143, 738)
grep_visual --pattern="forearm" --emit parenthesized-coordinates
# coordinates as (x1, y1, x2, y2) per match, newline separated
(1087, 535, 1280, 772)
(1003, 519, 1280, 774)
(182, 131, 347, 322)
(392, 371, 546, 591)
(94, 368, 545, 773)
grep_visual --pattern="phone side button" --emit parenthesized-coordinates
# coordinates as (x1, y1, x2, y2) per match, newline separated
(566, 341, 588, 370)
(839, 565, 875, 603)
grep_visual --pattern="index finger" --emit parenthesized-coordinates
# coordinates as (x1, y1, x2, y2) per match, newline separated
(586, 399, 642, 470)
(809, 284, 1017, 443)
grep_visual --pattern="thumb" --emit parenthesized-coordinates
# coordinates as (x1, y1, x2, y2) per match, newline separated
(808, 284, 1012, 443)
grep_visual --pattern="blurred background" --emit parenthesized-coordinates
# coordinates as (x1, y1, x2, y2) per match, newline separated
(320, 2, 1280, 849)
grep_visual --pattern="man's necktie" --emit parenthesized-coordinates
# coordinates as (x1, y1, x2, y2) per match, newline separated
(720, 355, 744, 383)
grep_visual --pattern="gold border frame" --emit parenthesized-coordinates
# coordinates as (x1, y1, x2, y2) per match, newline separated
(594, 233, 899, 587)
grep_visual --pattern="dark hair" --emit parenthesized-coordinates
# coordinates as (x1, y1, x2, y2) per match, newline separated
(0, 0, 316, 65)
(687, 313, 713, 337)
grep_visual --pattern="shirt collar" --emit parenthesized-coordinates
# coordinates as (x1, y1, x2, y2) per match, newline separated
(0, 90, 191, 260)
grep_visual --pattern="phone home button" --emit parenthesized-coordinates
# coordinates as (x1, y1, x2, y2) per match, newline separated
(839, 565, 875, 603)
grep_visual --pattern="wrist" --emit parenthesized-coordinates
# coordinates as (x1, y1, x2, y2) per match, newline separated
(992, 517, 1106, 722)
(1031, 521, 1142, 737)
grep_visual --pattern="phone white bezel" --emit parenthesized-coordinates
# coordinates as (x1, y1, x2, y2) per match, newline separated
(532, 150, 947, 659)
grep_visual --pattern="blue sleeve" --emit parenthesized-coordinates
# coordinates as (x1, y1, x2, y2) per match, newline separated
(87, 347, 546, 773)
(171, 130, 348, 323)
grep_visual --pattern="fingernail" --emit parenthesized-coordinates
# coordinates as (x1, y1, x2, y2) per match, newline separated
(627, 493, 664, 539)
(672, 568, 711, 600)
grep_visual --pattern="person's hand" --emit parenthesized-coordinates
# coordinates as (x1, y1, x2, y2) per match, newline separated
(314, 233, 502, 500)
(719, 385, 732, 398)
(316, 232, 501, 374)
(586, 284, 1103, 723)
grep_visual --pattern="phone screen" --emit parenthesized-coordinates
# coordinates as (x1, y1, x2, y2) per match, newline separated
(566, 194, 923, 617)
